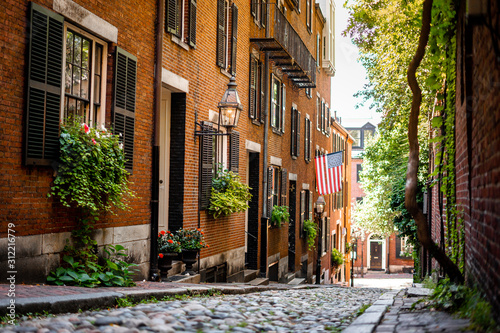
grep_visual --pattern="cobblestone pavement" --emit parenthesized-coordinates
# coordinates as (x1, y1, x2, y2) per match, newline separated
(1, 286, 387, 333)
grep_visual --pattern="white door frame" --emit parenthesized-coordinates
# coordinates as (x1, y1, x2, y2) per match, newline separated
(158, 88, 171, 231)
(367, 234, 386, 270)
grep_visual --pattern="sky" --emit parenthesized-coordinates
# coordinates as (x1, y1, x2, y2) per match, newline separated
(330, 1, 382, 125)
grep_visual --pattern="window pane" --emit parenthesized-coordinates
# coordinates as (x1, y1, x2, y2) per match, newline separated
(72, 66, 81, 97)
(82, 38, 90, 69)
(94, 76, 101, 103)
(74, 35, 82, 66)
(349, 129, 361, 147)
(66, 31, 73, 63)
(95, 44, 102, 75)
(81, 69, 89, 99)
(65, 64, 72, 94)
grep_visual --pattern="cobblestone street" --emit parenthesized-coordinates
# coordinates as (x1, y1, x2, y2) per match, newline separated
(1, 286, 386, 333)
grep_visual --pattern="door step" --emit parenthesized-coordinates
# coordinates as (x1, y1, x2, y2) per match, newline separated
(248, 277, 269, 286)
(288, 277, 306, 285)
(244, 269, 260, 283)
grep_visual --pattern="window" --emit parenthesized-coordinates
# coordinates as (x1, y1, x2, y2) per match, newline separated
(316, 97, 321, 131)
(304, 117, 312, 162)
(349, 129, 361, 147)
(396, 236, 413, 259)
(251, 0, 267, 27)
(291, 107, 300, 158)
(306, 0, 312, 32)
(217, 0, 238, 75)
(166, 0, 197, 47)
(249, 55, 263, 122)
(321, 217, 327, 254)
(25, 4, 135, 171)
(356, 164, 362, 183)
(271, 75, 285, 133)
(63, 27, 107, 126)
(300, 189, 313, 237)
(267, 166, 287, 217)
(316, 34, 320, 67)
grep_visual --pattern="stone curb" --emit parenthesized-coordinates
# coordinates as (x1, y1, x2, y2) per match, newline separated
(0, 283, 321, 317)
(342, 291, 399, 333)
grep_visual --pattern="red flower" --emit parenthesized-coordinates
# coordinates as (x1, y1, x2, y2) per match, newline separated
(206, 244, 209, 248)
(197, 228, 201, 232)
(82, 123, 90, 134)
(158, 233, 161, 238)
(92, 138, 97, 145)
(167, 239, 174, 244)
(201, 231, 205, 235)
(159, 253, 164, 258)
(167, 231, 171, 234)
(160, 230, 166, 235)
(200, 242, 203, 245)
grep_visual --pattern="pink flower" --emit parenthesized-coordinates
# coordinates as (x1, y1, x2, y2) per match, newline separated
(92, 138, 97, 145)
(82, 123, 90, 134)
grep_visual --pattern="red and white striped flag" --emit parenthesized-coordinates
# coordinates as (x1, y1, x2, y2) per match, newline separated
(315, 151, 343, 195)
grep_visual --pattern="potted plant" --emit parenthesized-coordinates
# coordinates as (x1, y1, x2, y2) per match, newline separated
(331, 248, 344, 272)
(157, 230, 181, 279)
(207, 165, 252, 219)
(271, 205, 290, 227)
(303, 219, 318, 250)
(177, 228, 208, 275)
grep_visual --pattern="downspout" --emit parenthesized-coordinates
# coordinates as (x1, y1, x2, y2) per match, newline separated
(149, 0, 164, 281)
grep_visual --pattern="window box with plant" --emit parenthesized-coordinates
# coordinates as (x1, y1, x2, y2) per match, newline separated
(331, 248, 344, 272)
(47, 118, 137, 287)
(271, 205, 289, 227)
(207, 165, 252, 219)
(303, 219, 318, 250)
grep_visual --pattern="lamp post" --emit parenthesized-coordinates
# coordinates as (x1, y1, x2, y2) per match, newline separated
(315, 196, 325, 285)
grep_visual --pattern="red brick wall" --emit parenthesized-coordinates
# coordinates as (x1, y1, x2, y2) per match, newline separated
(0, 0, 156, 237)
(454, 1, 500, 314)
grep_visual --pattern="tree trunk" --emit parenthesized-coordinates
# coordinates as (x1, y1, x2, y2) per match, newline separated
(405, 0, 464, 284)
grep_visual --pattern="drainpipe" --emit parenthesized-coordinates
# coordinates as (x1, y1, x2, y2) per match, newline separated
(149, 0, 164, 281)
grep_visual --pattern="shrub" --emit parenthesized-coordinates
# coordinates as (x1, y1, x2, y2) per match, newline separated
(271, 205, 290, 227)
(303, 219, 318, 250)
(331, 248, 344, 268)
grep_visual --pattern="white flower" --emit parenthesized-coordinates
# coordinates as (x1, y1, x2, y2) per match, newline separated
(119, 133, 123, 137)
(95, 131, 100, 138)
(118, 143, 123, 150)
(101, 124, 107, 132)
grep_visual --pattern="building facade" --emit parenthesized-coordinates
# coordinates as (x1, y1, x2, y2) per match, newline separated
(0, 0, 350, 285)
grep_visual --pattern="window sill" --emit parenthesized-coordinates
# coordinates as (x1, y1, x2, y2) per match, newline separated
(171, 34, 190, 51)
(220, 68, 232, 78)
(272, 128, 283, 136)
(252, 119, 262, 126)
(291, 155, 297, 160)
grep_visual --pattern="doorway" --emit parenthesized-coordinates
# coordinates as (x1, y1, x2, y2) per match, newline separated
(159, 88, 171, 231)
(370, 241, 382, 270)
(246, 152, 260, 270)
(288, 180, 296, 272)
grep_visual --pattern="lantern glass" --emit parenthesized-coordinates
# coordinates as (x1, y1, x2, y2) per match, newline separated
(218, 76, 242, 129)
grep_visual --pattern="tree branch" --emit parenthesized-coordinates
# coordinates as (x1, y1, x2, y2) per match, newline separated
(405, 0, 464, 284)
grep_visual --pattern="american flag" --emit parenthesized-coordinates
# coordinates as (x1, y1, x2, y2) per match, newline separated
(315, 151, 343, 195)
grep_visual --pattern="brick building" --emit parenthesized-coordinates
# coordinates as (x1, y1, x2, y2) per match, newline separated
(0, 0, 349, 285)
(345, 119, 414, 274)
(425, 0, 500, 315)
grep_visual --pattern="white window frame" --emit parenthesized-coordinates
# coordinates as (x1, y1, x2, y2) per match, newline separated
(61, 23, 108, 126)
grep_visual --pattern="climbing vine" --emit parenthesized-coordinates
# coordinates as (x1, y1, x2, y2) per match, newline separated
(427, 0, 465, 272)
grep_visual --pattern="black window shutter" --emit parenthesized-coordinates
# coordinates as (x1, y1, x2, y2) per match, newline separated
(259, 61, 265, 123)
(230, 4, 238, 75)
(216, 0, 225, 68)
(266, 167, 273, 218)
(25, 3, 64, 166)
(200, 122, 214, 210)
(281, 168, 287, 207)
(113, 47, 137, 173)
(166, 0, 178, 36)
(230, 130, 239, 173)
(249, 57, 256, 119)
(297, 111, 301, 157)
(261, 0, 267, 28)
(251, 0, 257, 17)
(189, 0, 197, 47)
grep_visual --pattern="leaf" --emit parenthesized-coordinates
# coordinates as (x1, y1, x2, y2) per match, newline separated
(431, 116, 443, 128)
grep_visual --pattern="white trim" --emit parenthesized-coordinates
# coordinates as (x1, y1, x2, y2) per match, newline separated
(289, 173, 297, 181)
(302, 183, 310, 190)
(270, 156, 282, 166)
(162, 68, 189, 93)
(367, 234, 387, 271)
(245, 140, 261, 152)
(53, 0, 118, 43)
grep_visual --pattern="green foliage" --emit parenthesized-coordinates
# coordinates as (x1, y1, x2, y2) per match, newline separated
(158, 230, 182, 253)
(47, 246, 137, 288)
(357, 304, 371, 316)
(390, 177, 423, 245)
(208, 165, 252, 219)
(428, 279, 499, 332)
(303, 219, 318, 251)
(331, 248, 344, 268)
(49, 118, 135, 214)
(271, 205, 289, 227)
(177, 228, 207, 251)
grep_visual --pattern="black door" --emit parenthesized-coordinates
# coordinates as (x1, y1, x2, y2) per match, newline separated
(246, 152, 260, 269)
(370, 242, 382, 270)
(288, 180, 296, 271)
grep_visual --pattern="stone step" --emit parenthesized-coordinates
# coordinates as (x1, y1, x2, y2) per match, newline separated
(243, 269, 259, 283)
(288, 277, 306, 285)
(248, 277, 269, 286)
